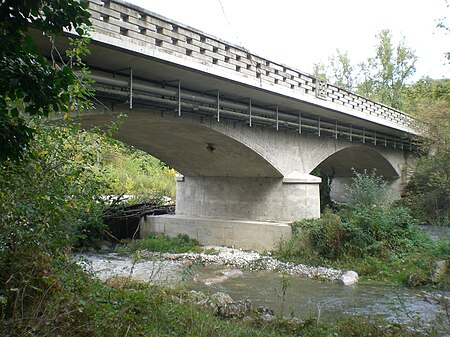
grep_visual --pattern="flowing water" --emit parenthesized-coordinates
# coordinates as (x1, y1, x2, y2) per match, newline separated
(190, 265, 447, 326)
(77, 252, 449, 331)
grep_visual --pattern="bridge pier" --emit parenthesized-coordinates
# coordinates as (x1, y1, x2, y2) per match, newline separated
(140, 174, 321, 251)
(176, 175, 320, 222)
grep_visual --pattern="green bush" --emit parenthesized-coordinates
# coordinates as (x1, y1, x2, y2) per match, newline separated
(402, 150, 450, 226)
(0, 120, 108, 320)
(346, 169, 391, 208)
(345, 206, 428, 258)
(275, 168, 441, 285)
(308, 209, 346, 259)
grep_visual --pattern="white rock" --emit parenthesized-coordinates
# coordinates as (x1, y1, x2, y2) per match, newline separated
(339, 270, 359, 285)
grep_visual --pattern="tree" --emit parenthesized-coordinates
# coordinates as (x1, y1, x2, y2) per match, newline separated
(329, 49, 355, 91)
(0, 0, 92, 161)
(402, 78, 450, 225)
(357, 30, 418, 110)
(312, 61, 328, 80)
(0, 0, 103, 322)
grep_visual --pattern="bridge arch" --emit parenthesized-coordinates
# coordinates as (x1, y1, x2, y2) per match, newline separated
(311, 146, 400, 202)
(83, 110, 283, 178)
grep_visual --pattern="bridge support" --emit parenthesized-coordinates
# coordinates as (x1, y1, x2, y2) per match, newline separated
(140, 173, 321, 251)
(176, 174, 321, 222)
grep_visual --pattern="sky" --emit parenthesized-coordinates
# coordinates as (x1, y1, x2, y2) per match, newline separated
(128, 0, 450, 81)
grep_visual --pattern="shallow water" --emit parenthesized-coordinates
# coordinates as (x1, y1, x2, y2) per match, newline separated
(190, 266, 447, 326)
(77, 252, 449, 329)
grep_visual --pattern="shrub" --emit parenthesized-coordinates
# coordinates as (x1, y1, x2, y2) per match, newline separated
(101, 139, 176, 200)
(345, 169, 392, 208)
(308, 209, 346, 259)
(0, 120, 108, 320)
(345, 206, 426, 258)
(402, 150, 450, 226)
(277, 204, 431, 264)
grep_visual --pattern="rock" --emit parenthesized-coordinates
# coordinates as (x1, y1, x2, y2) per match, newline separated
(431, 260, 448, 284)
(407, 271, 427, 287)
(256, 306, 274, 316)
(99, 240, 113, 251)
(197, 291, 235, 311)
(217, 299, 253, 318)
(203, 268, 243, 285)
(210, 292, 234, 307)
(256, 306, 275, 321)
(338, 270, 359, 285)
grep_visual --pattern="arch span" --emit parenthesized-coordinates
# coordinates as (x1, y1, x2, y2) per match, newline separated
(312, 146, 401, 202)
(312, 146, 400, 178)
(82, 109, 283, 178)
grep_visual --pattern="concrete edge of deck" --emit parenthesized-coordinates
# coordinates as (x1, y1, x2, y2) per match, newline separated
(139, 215, 292, 252)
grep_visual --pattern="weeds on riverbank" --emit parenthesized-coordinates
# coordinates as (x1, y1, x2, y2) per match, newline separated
(276, 171, 449, 288)
(0, 255, 431, 337)
(116, 233, 203, 255)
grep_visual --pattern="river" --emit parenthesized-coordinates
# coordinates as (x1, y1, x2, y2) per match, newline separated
(76, 250, 449, 332)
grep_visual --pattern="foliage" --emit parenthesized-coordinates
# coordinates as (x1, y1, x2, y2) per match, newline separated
(329, 49, 355, 90)
(0, 119, 109, 320)
(277, 204, 446, 287)
(308, 209, 346, 259)
(275, 170, 449, 286)
(345, 169, 391, 208)
(362, 29, 417, 110)
(116, 233, 202, 255)
(0, 0, 92, 161)
(403, 151, 450, 226)
(312, 61, 327, 80)
(101, 139, 176, 201)
(313, 29, 417, 111)
(0, 258, 282, 336)
(402, 78, 450, 226)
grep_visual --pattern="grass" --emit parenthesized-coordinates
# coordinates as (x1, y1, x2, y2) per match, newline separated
(116, 233, 203, 255)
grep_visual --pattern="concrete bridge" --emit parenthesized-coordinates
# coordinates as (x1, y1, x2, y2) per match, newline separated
(35, 0, 418, 250)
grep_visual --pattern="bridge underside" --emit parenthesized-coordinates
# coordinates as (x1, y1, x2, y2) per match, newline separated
(313, 147, 402, 203)
(83, 109, 321, 223)
(82, 105, 411, 250)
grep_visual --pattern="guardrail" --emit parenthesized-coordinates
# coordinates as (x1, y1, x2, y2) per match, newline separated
(87, 0, 415, 131)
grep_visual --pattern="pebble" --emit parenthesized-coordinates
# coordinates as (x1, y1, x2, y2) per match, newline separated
(139, 246, 345, 281)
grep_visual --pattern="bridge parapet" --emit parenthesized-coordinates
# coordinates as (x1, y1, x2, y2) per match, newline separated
(87, 0, 415, 131)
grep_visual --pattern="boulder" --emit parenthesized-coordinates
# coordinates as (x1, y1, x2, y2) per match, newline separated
(407, 271, 427, 287)
(431, 260, 449, 284)
(196, 291, 234, 311)
(257, 306, 275, 321)
(338, 270, 359, 285)
(217, 299, 253, 318)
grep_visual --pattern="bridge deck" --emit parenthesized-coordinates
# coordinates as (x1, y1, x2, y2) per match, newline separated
(82, 0, 415, 135)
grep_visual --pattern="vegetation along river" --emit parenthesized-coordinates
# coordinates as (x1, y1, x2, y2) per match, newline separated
(77, 250, 449, 331)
